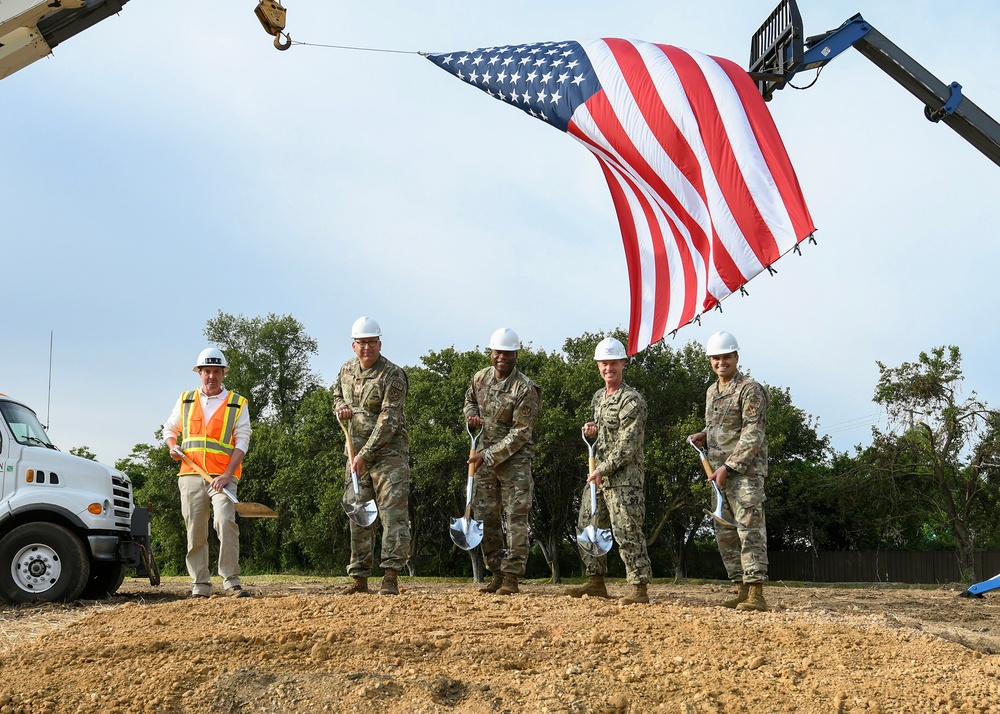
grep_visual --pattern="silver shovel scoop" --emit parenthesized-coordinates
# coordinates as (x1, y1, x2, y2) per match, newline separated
(686, 437, 737, 528)
(338, 418, 378, 527)
(576, 430, 613, 557)
(449, 422, 485, 551)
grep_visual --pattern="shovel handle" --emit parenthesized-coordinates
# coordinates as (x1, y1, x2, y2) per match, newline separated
(697, 455, 714, 480)
(338, 418, 368, 500)
(466, 422, 484, 478)
(582, 429, 597, 474)
(337, 417, 357, 464)
(687, 437, 716, 480)
(463, 422, 483, 517)
(172, 448, 239, 504)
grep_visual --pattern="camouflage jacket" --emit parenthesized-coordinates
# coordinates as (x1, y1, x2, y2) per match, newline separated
(591, 383, 646, 488)
(332, 354, 409, 464)
(464, 366, 540, 468)
(704, 371, 768, 477)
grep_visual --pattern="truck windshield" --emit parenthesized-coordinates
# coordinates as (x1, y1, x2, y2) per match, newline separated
(0, 401, 56, 449)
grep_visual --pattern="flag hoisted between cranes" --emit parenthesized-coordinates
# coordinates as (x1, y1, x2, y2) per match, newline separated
(427, 39, 815, 354)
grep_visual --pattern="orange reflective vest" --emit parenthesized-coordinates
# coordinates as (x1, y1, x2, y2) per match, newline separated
(178, 389, 248, 479)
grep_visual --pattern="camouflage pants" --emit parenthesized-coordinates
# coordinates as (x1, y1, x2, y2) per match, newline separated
(575, 483, 652, 584)
(342, 454, 411, 576)
(715, 474, 768, 583)
(473, 457, 533, 576)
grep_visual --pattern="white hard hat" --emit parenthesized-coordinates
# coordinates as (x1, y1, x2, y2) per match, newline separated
(351, 316, 382, 339)
(705, 331, 740, 356)
(193, 347, 228, 373)
(594, 337, 627, 361)
(488, 327, 520, 351)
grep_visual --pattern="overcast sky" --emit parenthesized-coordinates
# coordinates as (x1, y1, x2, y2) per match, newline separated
(4, 1, 999, 464)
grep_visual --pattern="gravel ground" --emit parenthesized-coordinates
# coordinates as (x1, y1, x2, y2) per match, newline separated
(1, 576, 998, 713)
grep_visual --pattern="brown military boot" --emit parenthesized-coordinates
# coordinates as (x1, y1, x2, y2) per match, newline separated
(378, 568, 399, 596)
(342, 576, 371, 595)
(565, 574, 610, 599)
(618, 583, 649, 605)
(721, 582, 750, 609)
(496, 573, 519, 595)
(479, 572, 504, 594)
(735, 583, 769, 612)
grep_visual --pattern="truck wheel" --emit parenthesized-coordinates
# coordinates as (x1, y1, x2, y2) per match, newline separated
(0, 523, 91, 604)
(79, 561, 127, 599)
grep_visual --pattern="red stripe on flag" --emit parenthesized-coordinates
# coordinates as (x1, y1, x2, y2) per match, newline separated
(570, 95, 701, 339)
(714, 56, 816, 242)
(572, 63, 704, 326)
(600, 39, 721, 303)
(659, 45, 783, 269)
(612, 162, 679, 346)
(594, 156, 646, 353)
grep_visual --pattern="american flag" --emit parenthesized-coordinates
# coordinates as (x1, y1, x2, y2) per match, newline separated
(427, 39, 815, 354)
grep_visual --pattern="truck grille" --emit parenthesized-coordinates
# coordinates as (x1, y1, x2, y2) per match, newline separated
(112, 474, 133, 528)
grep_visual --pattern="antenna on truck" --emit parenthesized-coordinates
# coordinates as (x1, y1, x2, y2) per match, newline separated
(46, 331, 53, 430)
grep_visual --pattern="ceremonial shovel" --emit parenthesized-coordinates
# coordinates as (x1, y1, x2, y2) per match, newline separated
(576, 430, 613, 557)
(686, 437, 737, 527)
(449, 422, 485, 551)
(338, 418, 379, 527)
(172, 447, 277, 518)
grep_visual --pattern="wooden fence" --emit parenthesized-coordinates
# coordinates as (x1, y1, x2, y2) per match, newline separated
(767, 551, 1000, 584)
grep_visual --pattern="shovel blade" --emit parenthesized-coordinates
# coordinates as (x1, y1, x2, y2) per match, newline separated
(704, 508, 737, 528)
(576, 525, 613, 557)
(234, 502, 279, 518)
(706, 482, 737, 527)
(343, 499, 378, 527)
(449, 516, 484, 551)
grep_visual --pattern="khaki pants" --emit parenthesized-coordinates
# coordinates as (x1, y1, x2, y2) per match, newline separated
(178, 476, 241, 595)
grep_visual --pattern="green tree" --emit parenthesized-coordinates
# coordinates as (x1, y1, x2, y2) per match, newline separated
(264, 388, 351, 572)
(205, 311, 321, 425)
(525, 343, 593, 584)
(70, 446, 97, 461)
(867, 346, 1000, 581)
(757, 386, 833, 552)
(407, 347, 491, 579)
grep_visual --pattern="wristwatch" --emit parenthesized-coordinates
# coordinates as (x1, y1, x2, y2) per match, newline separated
(724, 464, 736, 476)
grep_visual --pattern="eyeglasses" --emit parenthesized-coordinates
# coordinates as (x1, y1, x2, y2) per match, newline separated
(354, 339, 380, 348)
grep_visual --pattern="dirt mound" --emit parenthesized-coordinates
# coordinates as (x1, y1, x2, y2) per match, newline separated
(1, 578, 998, 713)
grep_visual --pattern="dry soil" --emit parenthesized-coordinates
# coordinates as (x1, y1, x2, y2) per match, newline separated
(1, 577, 998, 713)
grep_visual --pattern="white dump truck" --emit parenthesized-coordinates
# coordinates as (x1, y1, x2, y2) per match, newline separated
(0, 393, 159, 603)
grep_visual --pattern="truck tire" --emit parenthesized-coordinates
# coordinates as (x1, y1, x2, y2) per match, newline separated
(0, 523, 91, 604)
(79, 561, 127, 599)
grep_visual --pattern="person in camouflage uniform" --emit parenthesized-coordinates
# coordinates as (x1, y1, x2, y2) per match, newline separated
(566, 337, 652, 605)
(332, 316, 411, 596)
(688, 330, 770, 612)
(464, 328, 540, 596)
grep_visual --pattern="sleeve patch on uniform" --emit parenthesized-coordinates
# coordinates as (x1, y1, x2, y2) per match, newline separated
(388, 380, 406, 401)
(520, 404, 533, 416)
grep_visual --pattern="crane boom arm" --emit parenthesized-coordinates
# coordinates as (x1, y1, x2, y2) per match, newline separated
(0, 0, 129, 80)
